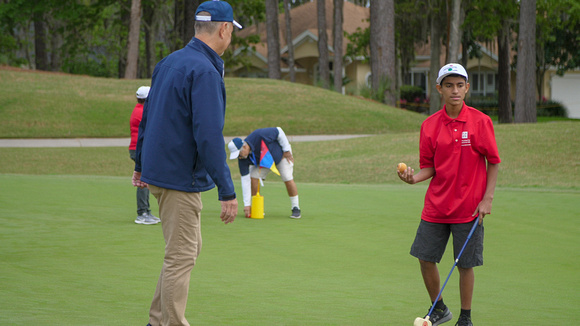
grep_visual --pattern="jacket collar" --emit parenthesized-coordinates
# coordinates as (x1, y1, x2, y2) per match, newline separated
(188, 38, 224, 77)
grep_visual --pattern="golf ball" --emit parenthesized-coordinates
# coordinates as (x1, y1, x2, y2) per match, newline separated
(397, 162, 407, 173)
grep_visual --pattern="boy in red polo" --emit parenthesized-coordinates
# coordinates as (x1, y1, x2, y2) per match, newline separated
(398, 63, 500, 326)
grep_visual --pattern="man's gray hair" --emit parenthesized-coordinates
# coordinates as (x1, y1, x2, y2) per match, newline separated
(194, 11, 222, 36)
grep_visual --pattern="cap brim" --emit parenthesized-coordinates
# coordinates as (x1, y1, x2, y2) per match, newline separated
(229, 150, 240, 160)
(233, 20, 242, 29)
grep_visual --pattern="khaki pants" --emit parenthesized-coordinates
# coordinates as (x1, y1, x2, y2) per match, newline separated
(148, 185, 203, 326)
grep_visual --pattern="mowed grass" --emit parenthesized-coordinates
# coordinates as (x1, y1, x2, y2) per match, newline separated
(0, 67, 423, 138)
(1, 121, 578, 188)
(0, 174, 578, 325)
(1, 67, 579, 325)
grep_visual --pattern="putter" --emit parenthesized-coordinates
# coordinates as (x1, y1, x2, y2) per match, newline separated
(413, 217, 480, 326)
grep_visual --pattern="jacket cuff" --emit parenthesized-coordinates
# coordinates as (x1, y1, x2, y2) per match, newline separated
(220, 193, 236, 201)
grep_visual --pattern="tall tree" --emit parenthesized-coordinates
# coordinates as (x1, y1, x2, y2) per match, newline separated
(497, 19, 513, 123)
(124, 0, 141, 79)
(265, 0, 281, 79)
(429, 0, 444, 114)
(317, 0, 330, 88)
(283, 0, 295, 82)
(33, 10, 48, 71)
(333, 0, 344, 93)
(183, 0, 200, 45)
(534, 0, 580, 100)
(464, 0, 518, 123)
(370, 0, 396, 105)
(446, 0, 462, 63)
(514, 0, 537, 123)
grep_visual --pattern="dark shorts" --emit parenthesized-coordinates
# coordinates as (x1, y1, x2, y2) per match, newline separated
(410, 219, 484, 268)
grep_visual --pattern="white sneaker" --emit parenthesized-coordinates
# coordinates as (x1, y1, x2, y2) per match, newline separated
(135, 213, 159, 225)
(147, 212, 160, 223)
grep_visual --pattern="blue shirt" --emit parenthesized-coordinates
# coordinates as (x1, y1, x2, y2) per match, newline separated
(238, 127, 284, 176)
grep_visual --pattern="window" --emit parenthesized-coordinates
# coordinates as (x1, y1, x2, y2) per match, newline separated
(403, 71, 428, 96)
(471, 72, 498, 96)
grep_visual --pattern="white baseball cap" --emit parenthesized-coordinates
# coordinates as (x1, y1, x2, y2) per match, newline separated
(227, 137, 243, 160)
(136, 86, 150, 99)
(436, 63, 468, 85)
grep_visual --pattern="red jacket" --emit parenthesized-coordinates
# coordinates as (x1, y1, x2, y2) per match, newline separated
(129, 103, 143, 150)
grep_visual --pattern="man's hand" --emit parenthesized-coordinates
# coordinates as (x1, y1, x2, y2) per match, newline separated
(283, 151, 294, 164)
(132, 171, 148, 188)
(220, 199, 238, 224)
(244, 206, 251, 218)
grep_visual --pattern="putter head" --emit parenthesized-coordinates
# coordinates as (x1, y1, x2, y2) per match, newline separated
(413, 316, 432, 326)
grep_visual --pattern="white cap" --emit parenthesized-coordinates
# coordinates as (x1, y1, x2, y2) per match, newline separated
(436, 63, 468, 85)
(227, 137, 243, 160)
(136, 86, 150, 99)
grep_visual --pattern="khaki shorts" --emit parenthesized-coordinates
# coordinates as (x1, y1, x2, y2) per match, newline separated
(250, 157, 294, 182)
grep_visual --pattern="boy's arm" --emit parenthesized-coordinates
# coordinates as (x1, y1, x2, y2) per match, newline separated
(398, 166, 435, 185)
(472, 163, 499, 220)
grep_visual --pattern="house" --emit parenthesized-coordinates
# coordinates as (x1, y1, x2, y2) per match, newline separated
(408, 42, 580, 118)
(228, 0, 371, 91)
(229, 0, 580, 118)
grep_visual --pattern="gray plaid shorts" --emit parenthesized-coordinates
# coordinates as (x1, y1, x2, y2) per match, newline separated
(410, 219, 484, 268)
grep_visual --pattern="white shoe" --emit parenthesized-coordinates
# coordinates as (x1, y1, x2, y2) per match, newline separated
(135, 213, 159, 225)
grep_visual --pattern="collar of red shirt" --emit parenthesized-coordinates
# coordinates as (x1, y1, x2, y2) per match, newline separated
(441, 102, 469, 125)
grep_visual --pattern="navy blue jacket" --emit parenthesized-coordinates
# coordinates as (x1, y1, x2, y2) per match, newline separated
(135, 38, 236, 201)
(238, 127, 284, 176)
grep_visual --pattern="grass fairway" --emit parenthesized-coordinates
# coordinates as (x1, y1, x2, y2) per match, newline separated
(1, 174, 578, 325)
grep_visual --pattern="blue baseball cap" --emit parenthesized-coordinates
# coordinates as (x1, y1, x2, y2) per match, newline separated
(196, 1, 243, 29)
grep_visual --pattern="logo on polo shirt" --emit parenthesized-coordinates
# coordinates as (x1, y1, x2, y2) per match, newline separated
(461, 131, 471, 146)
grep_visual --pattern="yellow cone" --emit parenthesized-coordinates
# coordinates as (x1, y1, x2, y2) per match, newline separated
(251, 191, 264, 219)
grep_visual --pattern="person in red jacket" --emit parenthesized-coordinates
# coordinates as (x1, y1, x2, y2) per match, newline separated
(129, 86, 159, 225)
(398, 63, 500, 326)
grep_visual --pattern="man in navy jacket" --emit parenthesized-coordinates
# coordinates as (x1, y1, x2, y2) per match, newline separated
(132, 1, 241, 325)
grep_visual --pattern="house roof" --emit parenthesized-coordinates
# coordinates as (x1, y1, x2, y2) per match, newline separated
(236, 0, 370, 60)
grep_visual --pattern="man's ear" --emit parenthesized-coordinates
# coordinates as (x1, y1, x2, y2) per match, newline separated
(435, 84, 443, 95)
(218, 22, 228, 38)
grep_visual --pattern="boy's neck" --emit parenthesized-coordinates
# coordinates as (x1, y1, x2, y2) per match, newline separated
(445, 102, 463, 119)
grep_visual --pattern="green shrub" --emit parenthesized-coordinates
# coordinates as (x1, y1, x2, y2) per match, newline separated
(537, 100, 568, 117)
(399, 85, 428, 114)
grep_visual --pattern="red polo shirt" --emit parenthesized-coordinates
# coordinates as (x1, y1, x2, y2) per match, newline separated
(129, 103, 144, 150)
(419, 103, 501, 223)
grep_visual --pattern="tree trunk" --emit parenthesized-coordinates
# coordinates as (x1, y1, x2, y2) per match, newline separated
(283, 0, 295, 82)
(124, 0, 141, 79)
(514, 0, 537, 123)
(446, 0, 462, 63)
(333, 0, 343, 93)
(429, 1, 443, 114)
(266, 0, 281, 79)
(46, 12, 63, 71)
(143, 1, 155, 78)
(173, 0, 184, 51)
(317, 0, 330, 88)
(183, 0, 199, 44)
(497, 21, 513, 123)
(370, 0, 396, 105)
(34, 11, 48, 71)
(118, 0, 131, 77)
